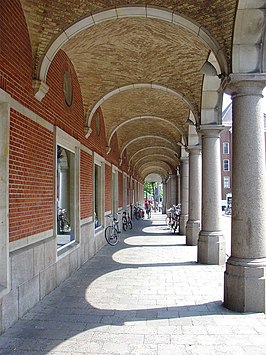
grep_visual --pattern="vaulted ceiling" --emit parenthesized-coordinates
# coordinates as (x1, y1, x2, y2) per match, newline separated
(20, 0, 237, 181)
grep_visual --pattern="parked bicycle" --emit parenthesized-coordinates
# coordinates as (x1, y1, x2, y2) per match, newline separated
(166, 204, 181, 234)
(134, 205, 144, 220)
(105, 213, 121, 246)
(225, 204, 232, 215)
(57, 208, 71, 234)
(122, 211, 133, 231)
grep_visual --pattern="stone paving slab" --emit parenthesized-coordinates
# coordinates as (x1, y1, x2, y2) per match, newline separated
(0, 213, 266, 354)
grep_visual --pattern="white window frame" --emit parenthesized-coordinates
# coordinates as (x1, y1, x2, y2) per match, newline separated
(94, 153, 105, 229)
(0, 89, 11, 297)
(123, 173, 128, 209)
(56, 127, 80, 255)
(223, 142, 229, 154)
(112, 165, 118, 214)
(223, 159, 230, 171)
(224, 176, 230, 189)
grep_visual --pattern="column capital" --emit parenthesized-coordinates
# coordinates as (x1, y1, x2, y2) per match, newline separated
(180, 156, 189, 163)
(186, 145, 202, 155)
(224, 73, 266, 97)
(197, 124, 224, 137)
(166, 174, 176, 182)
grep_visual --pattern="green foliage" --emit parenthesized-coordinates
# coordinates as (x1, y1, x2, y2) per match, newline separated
(144, 182, 153, 194)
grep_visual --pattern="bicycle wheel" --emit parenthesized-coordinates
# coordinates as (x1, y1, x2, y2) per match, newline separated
(128, 220, 133, 229)
(173, 221, 177, 234)
(105, 226, 118, 246)
(122, 217, 127, 231)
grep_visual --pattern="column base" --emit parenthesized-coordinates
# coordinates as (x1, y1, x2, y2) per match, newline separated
(198, 231, 226, 265)
(186, 220, 200, 246)
(179, 214, 188, 235)
(224, 257, 266, 313)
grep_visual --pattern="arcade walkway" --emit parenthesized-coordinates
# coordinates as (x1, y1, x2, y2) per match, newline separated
(0, 214, 265, 355)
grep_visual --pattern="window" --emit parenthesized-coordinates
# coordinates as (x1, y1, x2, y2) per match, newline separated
(94, 163, 102, 228)
(123, 173, 127, 209)
(223, 159, 230, 171)
(223, 142, 229, 154)
(94, 153, 104, 229)
(224, 176, 230, 189)
(112, 167, 118, 214)
(56, 128, 80, 253)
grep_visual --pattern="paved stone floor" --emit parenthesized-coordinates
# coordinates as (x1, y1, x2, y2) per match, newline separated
(1, 213, 266, 355)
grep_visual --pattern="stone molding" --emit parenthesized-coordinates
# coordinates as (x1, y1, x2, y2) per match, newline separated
(186, 145, 202, 154)
(225, 73, 266, 97)
(33, 80, 49, 101)
(197, 124, 224, 138)
(0, 90, 11, 297)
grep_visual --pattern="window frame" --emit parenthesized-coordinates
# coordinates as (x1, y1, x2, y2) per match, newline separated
(223, 159, 230, 171)
(56, 128, 80, 256)
(112, 165, 118, 214)
(123, 173, 128, 209)
(223, 142, 229, 154)
(224, 176, 230, 189)
(94, 153, 105, 230)
(0, 90, 11, 297)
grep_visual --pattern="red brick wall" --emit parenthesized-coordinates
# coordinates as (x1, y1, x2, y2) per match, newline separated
(108, 132, 121, 168)
(0, 0, 33, 97)
(1, 0, 133, 242)
(44, 50, 85, 137)
(9, 110, 54, 242)
(1, 1, 91, 241)
(80, 150, 93, 219)
(88, 109, 107, 158)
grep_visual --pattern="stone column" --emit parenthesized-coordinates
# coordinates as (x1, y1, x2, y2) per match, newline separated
(176, 166, 181, 204)
(224, 74, 266, 313)
(162, 180, 167, 214)
(168, 174, 177, 207)
(166, 177, 171, 210)
(179, 157, 189, 235)
(59, 165, 69, 210)
(186, 146, 202, 246)
(197, 125, 225, 265)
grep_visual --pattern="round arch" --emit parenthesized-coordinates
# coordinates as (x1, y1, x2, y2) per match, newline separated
(128, 146, 178, 166)
(35, 5, 227, 101)
(120, 135, 177, 162)
(141, 164, 172, 180)
(85, 83, 197, 138)
(107, 115, 184, 150)
(143, 169, 168, 181)
(138, 160, 173, 172)
(133, 154, 177, 173)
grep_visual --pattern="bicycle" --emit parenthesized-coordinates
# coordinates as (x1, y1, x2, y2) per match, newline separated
(105, 214, 121, 246)
(165, 209, 172, 227)
(122, 211, 133, 231)
(133, 205, 144, 220)
(165, 204, 181, 234)
(57, 208, 71, 234)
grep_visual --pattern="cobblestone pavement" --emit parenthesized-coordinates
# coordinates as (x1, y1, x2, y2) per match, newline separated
(0, 213, 266, 355)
